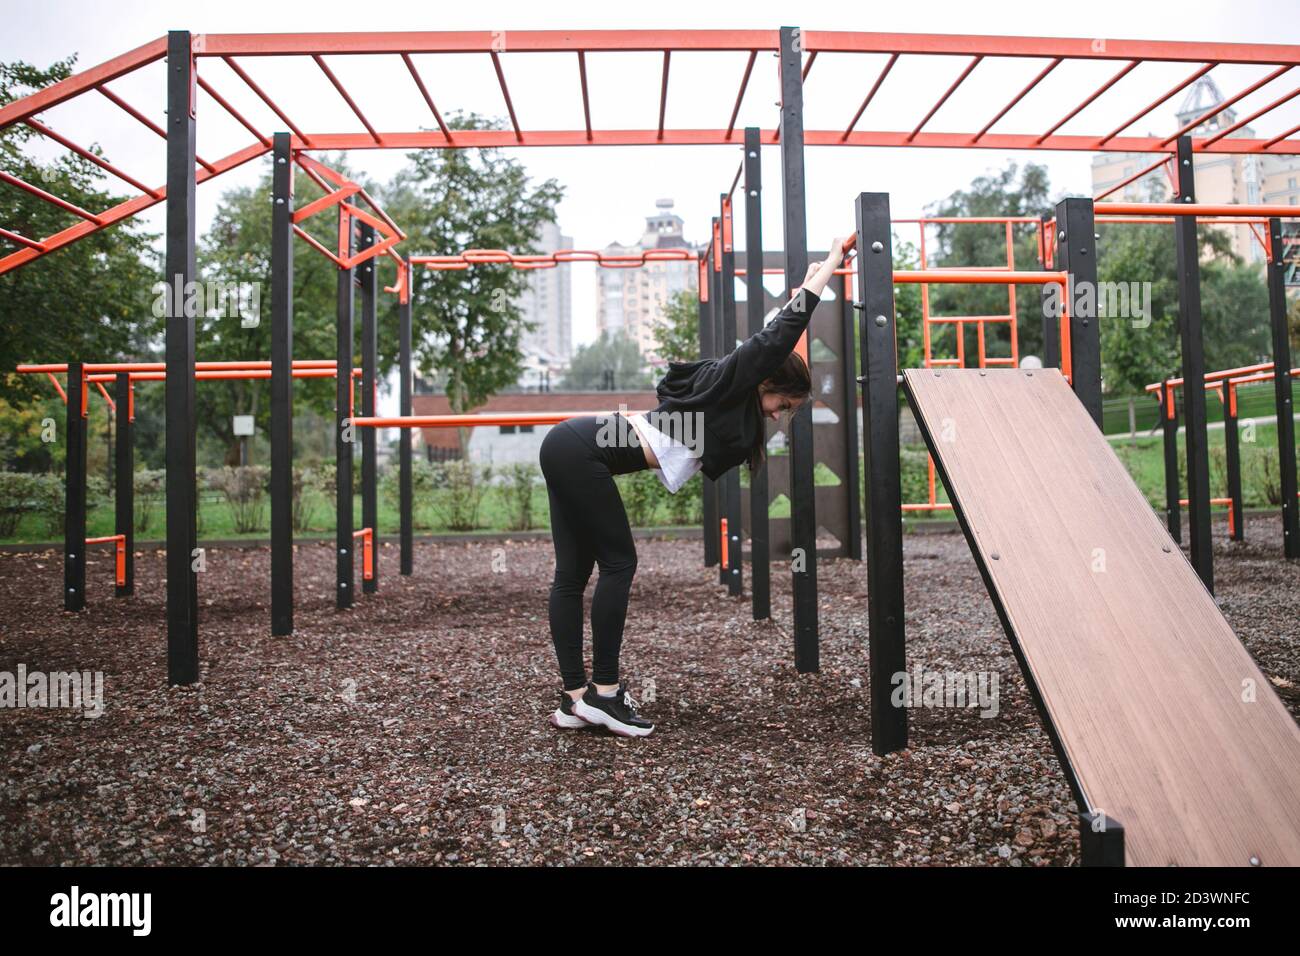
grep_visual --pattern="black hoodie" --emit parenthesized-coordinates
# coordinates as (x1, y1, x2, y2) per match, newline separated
(649, 287, 820, 480)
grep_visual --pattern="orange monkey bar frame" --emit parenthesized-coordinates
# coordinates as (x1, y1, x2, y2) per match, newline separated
(353, 528, 374, 582)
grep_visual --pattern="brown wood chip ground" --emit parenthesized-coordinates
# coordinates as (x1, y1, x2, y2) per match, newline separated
(903, 367, 1300, 867)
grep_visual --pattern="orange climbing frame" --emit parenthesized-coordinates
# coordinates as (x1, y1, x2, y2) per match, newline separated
(85, 534, 127, 588)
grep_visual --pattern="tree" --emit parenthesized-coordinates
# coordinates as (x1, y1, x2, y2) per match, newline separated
(379, 113, 563, 452)
(0, 57, 159, 413)
(561, 331, 653, 391)
(172, 154, 357, 464)
(922, 162, 1052, 363)
(651, 288, 702, 365)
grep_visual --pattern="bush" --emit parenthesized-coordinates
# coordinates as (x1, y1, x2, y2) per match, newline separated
(500, 461, 540, 531)
(432, 460, 492, 531)
(210, 466, 269, 533)
(293, 466, 326, 533)
(1247, 445, 1283, 506)
(133, 469, 165, 535)
(617, 470, 662, 528)
(30, 473, 107, 536)
(0, 472, 41, 537)
(666, 473, 703, 525)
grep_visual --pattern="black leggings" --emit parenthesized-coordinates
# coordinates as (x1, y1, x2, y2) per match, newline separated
(539, 414, 648, 691)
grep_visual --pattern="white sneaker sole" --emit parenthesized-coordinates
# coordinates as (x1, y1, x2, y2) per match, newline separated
(573, 699, 654, 738)
(549, 709, 588, 730)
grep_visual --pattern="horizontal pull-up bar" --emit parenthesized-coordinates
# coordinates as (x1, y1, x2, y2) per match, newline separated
(349, 411, 647, 429)
(18, 359, 347, 374)
(1097, 201, 1300, 218)
(85, 368, 361, 383)
(1147, 365, 1300, 393)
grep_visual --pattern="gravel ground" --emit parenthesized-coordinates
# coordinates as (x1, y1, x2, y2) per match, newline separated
(1, 515, 1296, 867)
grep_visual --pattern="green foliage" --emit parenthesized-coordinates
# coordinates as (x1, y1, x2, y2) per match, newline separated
(651, 288, 703, 365)
(922, 162, 1052, 364)
(499, 461, 540, 531)
(209, 466, 269, 534)
(432, 460, 493, 531)
(133, 468, 164, 536)
(665, 473, 702, 525)
(0, 59, 160, 409)
(617, 470, 662, 527)
(0, 471, 41, 535)
(28, 473, 106, 535)
(560, 330, 653, 390)
(380, 113, 563, 426)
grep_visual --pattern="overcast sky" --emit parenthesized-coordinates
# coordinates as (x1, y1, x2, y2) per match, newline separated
(6, 0, 1299, 347)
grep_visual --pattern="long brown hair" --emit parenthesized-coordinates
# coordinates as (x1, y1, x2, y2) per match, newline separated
(748, 350, 812, 470)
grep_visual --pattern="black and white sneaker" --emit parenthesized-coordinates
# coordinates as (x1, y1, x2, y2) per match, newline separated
(573, 683, 655, 738)
(549, 692, 590, 730)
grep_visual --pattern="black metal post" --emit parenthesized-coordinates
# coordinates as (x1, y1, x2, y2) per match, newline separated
(1173, 136, 1214, 591)
(1053, 197, 1100, 425)
(1161, 383, 1182, 542)
(841, 270, 863, 560)
(778, 24, 819, 672)
(270, 132, 294, 636)
(1078, 812, 1125, 867)
(743, 127, 770, 619)
(1224, 388, 1243, 542)
(64, 362, 86, 612)
(336, 210, 355, 609)
(720, 194, 743, 596)
(1040, 213, 1060, 369)
(855, 192, 908, 756)
(400, 257, 414, 576)
(114, 372, 133, 597)
(713, 217, 728, 588)
(700, 249, 719, 570)
(1267, 217, 1299, 559)
(359, 222, 379, 595)
(165, 30, 199, 684)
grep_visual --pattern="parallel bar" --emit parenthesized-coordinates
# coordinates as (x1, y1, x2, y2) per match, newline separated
(222, 56, 313, 145)
(725, 51, 757, 139)
(1054, 197, 1101, 425)
(165, 30, 200, 685)
(114, 372, 134, 596)
(400, 53, 452, 141)
(577, 52, 592, 141)
(195, 74, 270, 145)
(359, 222, 380, 595)
(1173, 137, 1214, 591)
(489, 51, 523, 143)
(399, 257, 414, 576)
(336, 206, 355, 609)
(855, 192, 907, 755)
(270, 132, 295, 636)
(779, 25, 819, 672)
(743, 128, 770, 619)
(64, 363, 87, 612)
(95, 85, 218, 173)
(1267, 218, 1300, 559)
(658, 51, 671, 141)
(23, 118, 162, 198)
(0, 170, 101, 223)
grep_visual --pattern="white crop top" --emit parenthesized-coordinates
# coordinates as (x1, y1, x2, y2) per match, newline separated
(626, 412, 704, 495)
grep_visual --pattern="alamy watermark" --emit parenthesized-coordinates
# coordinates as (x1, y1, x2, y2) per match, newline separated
(1043, 278, 1154, 328)
(152, 273, 262, 328)
(1, 664, 104, 718)
(891, 664, 999, 718)
(594, 404, 705, 457)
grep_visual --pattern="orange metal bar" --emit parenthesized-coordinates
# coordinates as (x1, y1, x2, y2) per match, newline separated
(1100, 201, 1300, 218)
(0, 170, 102, 223)
(973, 57, 1061, 141)
(1099, 63, 1214, 145)
(1036, 60, 1139, 144)
(350, 411, 646, 429)
(720, 518, 729, 567)
(909, 55, 983, 141)
(353, 528, 374, 581)
(312, 55, 382, 144)
(85, 534, 127, 588)
(1159, 65, 1293, 145)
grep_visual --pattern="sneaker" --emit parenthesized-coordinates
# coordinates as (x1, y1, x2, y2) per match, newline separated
(573, 683, 655, 738)
(548, 692, 590, 730)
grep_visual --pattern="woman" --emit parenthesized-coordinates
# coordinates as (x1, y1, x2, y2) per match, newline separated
(538, 237, 849, 737)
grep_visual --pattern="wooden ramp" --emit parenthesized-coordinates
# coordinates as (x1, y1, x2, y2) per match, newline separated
(904, 368, 1300, 867)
